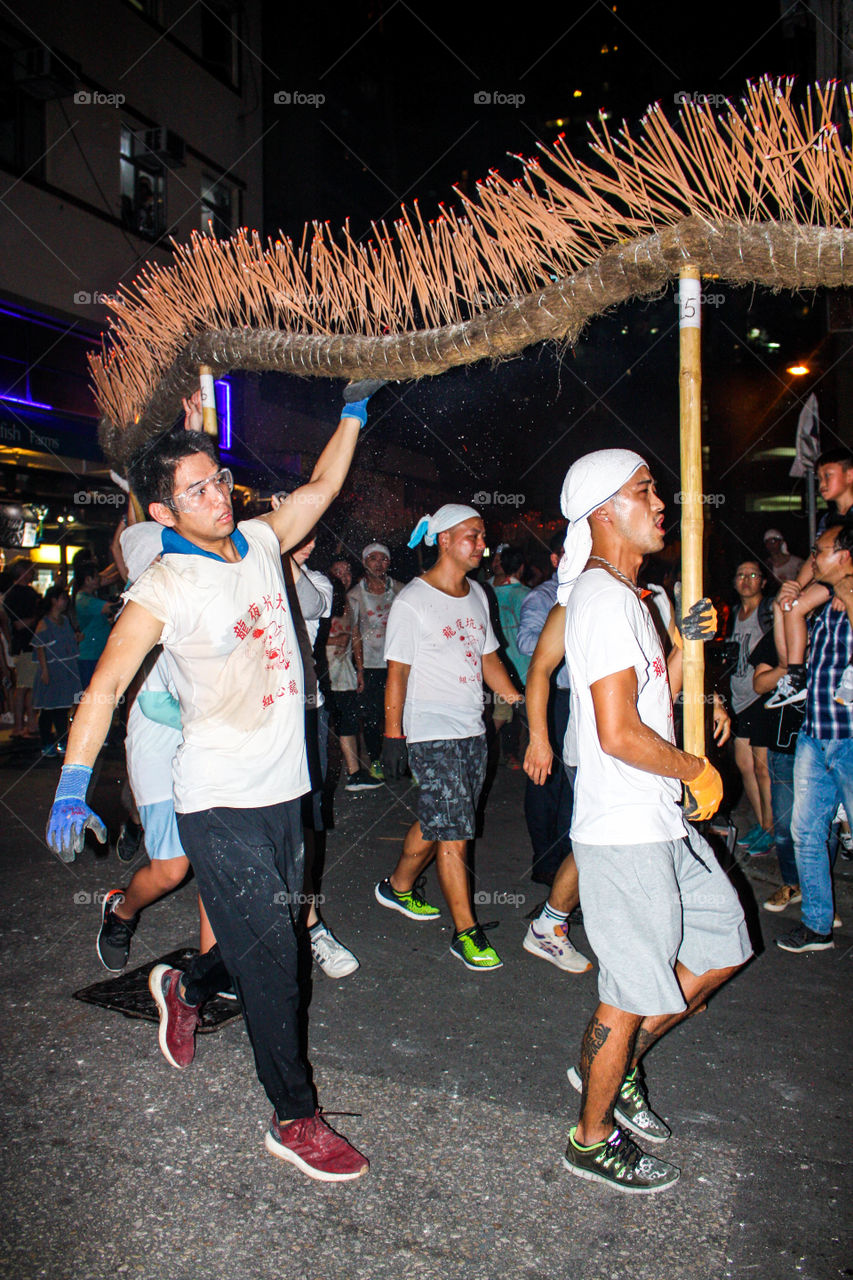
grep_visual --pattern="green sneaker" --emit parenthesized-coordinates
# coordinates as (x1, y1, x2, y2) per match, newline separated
(563, 1125, 679, 1194)
(566, 1064, 671, 1144)
(374, 877, 440, 921)
(450, 925, 503, 971)
(368, 760, 385, 781)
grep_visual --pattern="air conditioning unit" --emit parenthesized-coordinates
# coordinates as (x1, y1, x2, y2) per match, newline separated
(13, 47, 81, 100)
(143, 128, 186, 168)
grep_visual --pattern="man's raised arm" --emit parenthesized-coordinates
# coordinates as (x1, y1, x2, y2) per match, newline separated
(260, 381, 386, 553)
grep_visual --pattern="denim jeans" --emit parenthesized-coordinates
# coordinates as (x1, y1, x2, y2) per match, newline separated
(790, 733, 853, 934)
(767, 749, 798, 887)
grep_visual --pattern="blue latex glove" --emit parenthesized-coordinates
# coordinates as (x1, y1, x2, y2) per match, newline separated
(46, 764, 108, 863)
(137, 690, 183, 730)
(340, 379, 387, 427)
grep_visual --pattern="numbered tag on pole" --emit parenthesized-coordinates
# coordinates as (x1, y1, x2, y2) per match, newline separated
(199, 366, 218, 436)
(678, 275, 701, 329)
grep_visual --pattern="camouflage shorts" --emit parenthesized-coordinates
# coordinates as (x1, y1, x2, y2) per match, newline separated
(408, 735, 488, 841)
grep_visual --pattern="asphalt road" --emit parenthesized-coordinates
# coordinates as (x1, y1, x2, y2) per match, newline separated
(1, 739, 850, 1280)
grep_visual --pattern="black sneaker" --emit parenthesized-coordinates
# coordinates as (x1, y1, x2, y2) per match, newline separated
(775, 923, 834, 953)
(563, 1125, 680, 1194)
(116, 821, 144, 864)
(344, 768, 383, 792)
(96, 889, 138, 971)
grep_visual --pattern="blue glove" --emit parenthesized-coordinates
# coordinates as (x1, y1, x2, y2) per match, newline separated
(46, 764, 108, 863)
(340, 379, 387, 427)
(137, 690, 183, 730)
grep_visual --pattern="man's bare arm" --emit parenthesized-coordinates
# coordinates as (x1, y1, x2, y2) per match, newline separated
(384, 660, 410, 737)
(258, 415, 361, 552)
(64, 602, 165, 767)
(591, 666, 703, 781)
(522, 602, 565, 785)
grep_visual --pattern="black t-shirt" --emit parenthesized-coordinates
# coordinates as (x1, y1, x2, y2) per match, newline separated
(748, 630, 803, 754)
(2, 583, 41, 655)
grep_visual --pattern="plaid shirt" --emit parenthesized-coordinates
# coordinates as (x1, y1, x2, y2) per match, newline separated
(803, 601, 853, 739)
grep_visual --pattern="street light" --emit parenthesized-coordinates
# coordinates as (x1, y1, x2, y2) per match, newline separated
(787, 364, 810, 376)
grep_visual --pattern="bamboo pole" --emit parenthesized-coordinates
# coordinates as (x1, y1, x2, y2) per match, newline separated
(199, 365, 218, 436)
(678, 265, 705, 757)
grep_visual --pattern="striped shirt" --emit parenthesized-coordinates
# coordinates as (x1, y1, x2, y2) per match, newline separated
(803, 601, 853, 739)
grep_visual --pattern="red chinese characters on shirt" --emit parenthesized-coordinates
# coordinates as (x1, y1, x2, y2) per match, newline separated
(652, 655, 666, 679)
(446, 615, 486, 685)
(232, 594, 300, 709)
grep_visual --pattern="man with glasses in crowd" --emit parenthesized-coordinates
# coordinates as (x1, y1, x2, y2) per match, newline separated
(45, 382, 385, 1182)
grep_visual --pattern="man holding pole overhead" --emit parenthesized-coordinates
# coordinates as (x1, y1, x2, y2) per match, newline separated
(557, 449, 751, 1194)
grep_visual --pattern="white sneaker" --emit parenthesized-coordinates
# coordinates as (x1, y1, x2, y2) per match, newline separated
(522, 920, 592, 974)
(310, 926, 360, 979)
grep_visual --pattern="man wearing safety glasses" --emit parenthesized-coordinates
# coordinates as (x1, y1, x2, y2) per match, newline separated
(45, 380, 385, 1183)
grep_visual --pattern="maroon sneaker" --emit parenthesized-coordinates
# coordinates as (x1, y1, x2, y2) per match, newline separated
(264, 1110, 369, 1182)
(148, 964, 201, 1069)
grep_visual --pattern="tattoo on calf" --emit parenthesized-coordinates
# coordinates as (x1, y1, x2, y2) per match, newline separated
(633, 1026, 658, 1062)
(579, 1015, 611, 1108)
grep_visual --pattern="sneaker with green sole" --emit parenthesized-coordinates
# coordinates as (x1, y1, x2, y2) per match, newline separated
(374, 877, 440, 920)
(562, 1125, 679, 1194)
(450, 924, 503, 971)
(567, 1064, 671, 1143)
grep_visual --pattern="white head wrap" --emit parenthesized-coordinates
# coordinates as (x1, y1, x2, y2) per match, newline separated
(763, 528, 789, 554)
(556, 449, 646, 604)
(120, 522, 164, 586)
(362, 542, 390, 562)
(408, 504, 480, 548)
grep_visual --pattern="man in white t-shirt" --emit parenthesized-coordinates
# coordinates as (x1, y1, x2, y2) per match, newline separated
(45, 381, 386, 1183)
(347, 542, 402, 775)
(555, 449, 752, 1195)
(374, 504, 522, 972)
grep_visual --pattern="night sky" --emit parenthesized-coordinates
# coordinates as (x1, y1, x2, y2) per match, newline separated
(250, 1, 843, 580)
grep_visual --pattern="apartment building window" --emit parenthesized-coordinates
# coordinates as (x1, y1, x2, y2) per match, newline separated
(200, 175, 234, 238)
(120, 125, 165, 237)
(0, 46, 46, 176)
(200, 2, 241, 88)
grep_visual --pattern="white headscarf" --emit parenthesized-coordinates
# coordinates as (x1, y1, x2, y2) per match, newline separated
(362, 542, 391, 562)
(556, 449, 646, 604)
(763, 528, 789, 555)
(408, 504, 480, 548)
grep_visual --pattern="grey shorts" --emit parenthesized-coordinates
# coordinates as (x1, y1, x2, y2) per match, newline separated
(572, 827, 752, 1016)
(408, 735, 487, 842)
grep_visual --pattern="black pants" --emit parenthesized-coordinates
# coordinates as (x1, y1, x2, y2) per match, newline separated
(359, 667, 386, 762)
(176, 800, 314, 1120)
(38, 707, 68, 750)
(523, 689, 574, 884)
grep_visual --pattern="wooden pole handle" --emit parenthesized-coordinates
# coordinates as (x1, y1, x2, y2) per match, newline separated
(678, 266, 705, 758)
(199, 365, 218, 437)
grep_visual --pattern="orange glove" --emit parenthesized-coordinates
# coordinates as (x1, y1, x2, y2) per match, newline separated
(682, 758, 723, 823)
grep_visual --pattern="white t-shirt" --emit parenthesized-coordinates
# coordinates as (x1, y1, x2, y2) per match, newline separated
(384, 577, 499, 742)
(125, 519, 309, 813)
(125, 651, 182, 807)
(348, 578, 402, 668)
(564, 569, 686, 845)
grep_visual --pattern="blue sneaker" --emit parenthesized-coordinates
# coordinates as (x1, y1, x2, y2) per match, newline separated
(737, 823, 763, 848)
(748, 829, 775, 856)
